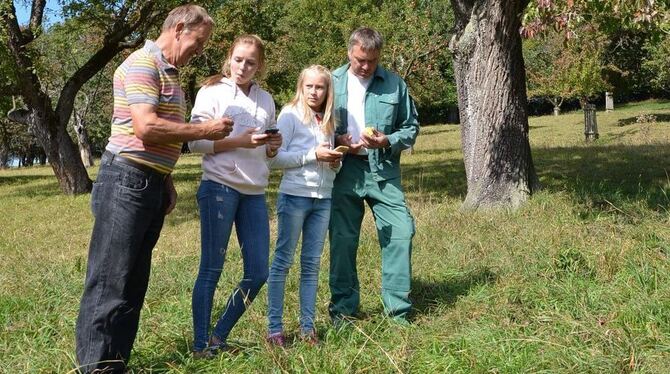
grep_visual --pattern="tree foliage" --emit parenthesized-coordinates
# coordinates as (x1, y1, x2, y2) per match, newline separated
(523, 0, 670, 111)
(524, 29, 611, 110)
(642, 32, 670, 94)
(523, 0, 670, 39)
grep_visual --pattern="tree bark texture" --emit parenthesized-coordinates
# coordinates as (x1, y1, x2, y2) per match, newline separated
(449, 0, 540, 210)
(74, 112, 95, 167)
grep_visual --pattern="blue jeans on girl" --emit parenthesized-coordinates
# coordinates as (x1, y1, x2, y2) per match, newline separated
(191, 180, 269, 352)
(267, 193, 331, 336)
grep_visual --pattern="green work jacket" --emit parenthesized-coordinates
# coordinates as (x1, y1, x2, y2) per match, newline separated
(332, 63, 419, 182)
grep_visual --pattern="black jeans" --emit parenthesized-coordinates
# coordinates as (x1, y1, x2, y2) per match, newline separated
(75, 152, 167, 373)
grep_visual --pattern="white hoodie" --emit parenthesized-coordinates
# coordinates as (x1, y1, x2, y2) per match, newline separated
(188, 78, 276, 195)
(268, 104, 339, 199)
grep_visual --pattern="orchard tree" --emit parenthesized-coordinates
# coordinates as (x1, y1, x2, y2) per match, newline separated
(523, 0, 670, 38)
(31, 19, 116, 167)
(0, 0, 178, 194)
(262, 0, 455, 109)
(450, 0, 539, 210)
(524, 33, 573, 115)
(524, 29, 611, 114)
(265, 0, 378, 102)
(449, 0, 668, 210)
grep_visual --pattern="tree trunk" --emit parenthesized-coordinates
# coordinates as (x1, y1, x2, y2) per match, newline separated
(449, 0, 540, 210)
(0, 122, 10, 168)
(8, 107, 91, 192)
(15, 108, 92, 190)
(74, 112, 95, 167)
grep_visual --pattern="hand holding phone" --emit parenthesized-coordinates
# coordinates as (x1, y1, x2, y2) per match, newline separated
(333, 145, 349, 153)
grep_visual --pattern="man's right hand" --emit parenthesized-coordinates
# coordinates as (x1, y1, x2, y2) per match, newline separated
(336, 134, 364, 153)
(203, 117, 234, 140)
(238, 127, 271, 148)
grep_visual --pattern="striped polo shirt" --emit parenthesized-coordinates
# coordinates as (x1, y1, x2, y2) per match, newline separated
(105, 40, 186, 174)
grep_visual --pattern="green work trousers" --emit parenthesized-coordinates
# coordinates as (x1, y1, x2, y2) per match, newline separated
(328, 156, 415, 320)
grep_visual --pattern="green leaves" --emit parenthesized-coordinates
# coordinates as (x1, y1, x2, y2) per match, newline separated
(523, 0, 670, 39)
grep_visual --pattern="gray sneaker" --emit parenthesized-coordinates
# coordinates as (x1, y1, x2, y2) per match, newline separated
(192, 347, 218, 360)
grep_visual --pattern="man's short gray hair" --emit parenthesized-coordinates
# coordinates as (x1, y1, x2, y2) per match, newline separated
(162, 4, 213, 31)
(348, 27, 383, 52)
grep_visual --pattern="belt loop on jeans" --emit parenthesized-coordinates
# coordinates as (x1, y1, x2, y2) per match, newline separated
(102, 151, 169, 180)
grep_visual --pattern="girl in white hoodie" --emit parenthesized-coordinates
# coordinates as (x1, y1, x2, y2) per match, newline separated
(188, 34, 282, 358)
(266, 65, 344, 346)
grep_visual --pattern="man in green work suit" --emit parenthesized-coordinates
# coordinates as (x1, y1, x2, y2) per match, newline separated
(329, 27, 419, 324)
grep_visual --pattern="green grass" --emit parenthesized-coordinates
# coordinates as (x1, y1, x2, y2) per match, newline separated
(1, 100, 669, 373)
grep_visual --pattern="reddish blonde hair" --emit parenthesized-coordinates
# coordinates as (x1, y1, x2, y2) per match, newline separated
(202, 34, 266, 86)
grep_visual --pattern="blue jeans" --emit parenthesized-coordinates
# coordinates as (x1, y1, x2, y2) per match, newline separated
(191, 180, 269, 352)
(267, 193, 331, 335)
(76, 152, 168, 373)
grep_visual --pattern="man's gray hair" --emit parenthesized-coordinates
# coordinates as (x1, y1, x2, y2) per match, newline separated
(162, 4, 213, 31)
(348, 27, 383, 52)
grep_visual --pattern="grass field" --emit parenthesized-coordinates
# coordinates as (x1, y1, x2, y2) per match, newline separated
(1, 100, 669, 373)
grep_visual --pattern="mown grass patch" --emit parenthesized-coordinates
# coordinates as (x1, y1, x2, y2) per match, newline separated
(1, 100, 669, 372)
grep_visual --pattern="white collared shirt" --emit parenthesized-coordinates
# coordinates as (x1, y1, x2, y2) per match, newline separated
(346, 69, 371, 154)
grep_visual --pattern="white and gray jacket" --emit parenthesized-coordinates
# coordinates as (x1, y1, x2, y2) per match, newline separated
(268, 105, 339, 199)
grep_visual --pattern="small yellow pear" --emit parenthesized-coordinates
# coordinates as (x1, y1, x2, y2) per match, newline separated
(364, 127, 375, 137)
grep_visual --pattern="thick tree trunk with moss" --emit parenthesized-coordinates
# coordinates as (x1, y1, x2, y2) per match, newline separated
(449, 0, 540, 210)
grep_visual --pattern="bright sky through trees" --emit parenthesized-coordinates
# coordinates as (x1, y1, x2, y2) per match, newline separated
(13, 0, 61, 25)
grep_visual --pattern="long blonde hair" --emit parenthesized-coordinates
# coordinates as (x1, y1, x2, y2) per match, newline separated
(202, 34, 266, 87)
(289, 65, 334, 135)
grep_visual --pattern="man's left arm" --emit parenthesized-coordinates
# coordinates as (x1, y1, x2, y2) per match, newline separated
(385, 81, 419, 154)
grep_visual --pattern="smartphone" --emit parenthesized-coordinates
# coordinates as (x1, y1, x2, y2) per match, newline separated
(264, 128, 279, 134)
(334, 145, 349, 153)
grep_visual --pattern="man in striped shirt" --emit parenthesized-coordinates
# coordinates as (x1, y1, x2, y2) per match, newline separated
(75, 5, 232, 373)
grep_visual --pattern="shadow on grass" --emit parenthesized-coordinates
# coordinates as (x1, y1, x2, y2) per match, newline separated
(131, 336, 262, 371)
(617, 114, 670, 126)
(0, 173, 63, 197)
(533, 143, 670, 213)
(411, 267, 497, 318)
(2, 141, 669, 217)
(417, 125, 460, 136)
(402, 158, 468, 198)
(0, 174, 53, 186)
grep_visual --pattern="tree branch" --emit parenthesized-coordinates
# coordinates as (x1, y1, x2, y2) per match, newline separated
(402, 39, 450, 80)
(7, 108, 31, 126)
(1, 2, 50, 112)
(2, 3, 26, 46)
(28, 0, 47, 39)
(55, 1, 162, 127)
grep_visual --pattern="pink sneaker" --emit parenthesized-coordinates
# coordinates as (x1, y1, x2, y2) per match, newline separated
(301, 330, 319, 346)
(266, 333, 286, 347)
